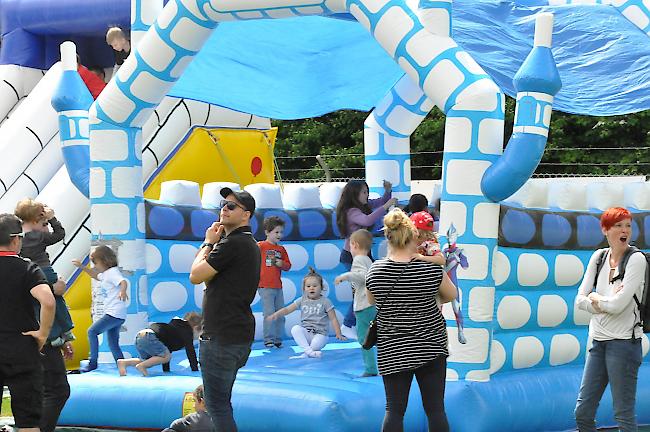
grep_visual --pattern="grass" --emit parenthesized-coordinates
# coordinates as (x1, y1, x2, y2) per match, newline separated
(1, 396, 10, 417)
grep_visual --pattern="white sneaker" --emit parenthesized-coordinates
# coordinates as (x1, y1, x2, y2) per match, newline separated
(341, 325, 357, 340)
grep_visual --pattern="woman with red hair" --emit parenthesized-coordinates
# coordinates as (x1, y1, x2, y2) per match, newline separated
(574, 207, 647, 431)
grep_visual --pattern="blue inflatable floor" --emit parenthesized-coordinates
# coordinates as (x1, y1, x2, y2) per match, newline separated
(60, 340, 650, 432)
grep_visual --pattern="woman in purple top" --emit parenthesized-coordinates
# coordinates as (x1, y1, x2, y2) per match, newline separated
(335, 179, 396, 328)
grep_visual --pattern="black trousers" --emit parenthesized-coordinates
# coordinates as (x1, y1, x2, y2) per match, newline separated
(381, 356, 449, 432)
(40, 344, 71, 432)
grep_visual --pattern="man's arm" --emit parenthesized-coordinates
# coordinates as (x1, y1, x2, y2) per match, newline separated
(26, 283, 56, 350)
(190, 246, 217, 284)
(189, 222, 223, 284)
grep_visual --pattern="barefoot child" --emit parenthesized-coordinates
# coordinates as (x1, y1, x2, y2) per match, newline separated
(267, 268, 346, 358)
(15, 198, 75, 347)
(73, 245, 128, 372)
(257, 216, 292, 348)
(334, 229, 378, 376)
(118, 312, 202, 377)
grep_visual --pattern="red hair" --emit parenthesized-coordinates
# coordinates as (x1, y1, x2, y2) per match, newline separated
(600, 207, 632, 230)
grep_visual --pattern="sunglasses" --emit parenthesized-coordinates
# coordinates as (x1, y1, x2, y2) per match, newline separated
(10, 232, 24, 238)
(220, 200, 246, 211)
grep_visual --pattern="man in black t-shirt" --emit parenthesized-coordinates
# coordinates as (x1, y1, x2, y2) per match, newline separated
(0, 213, 55, 432)
(190, 188, 260, 432)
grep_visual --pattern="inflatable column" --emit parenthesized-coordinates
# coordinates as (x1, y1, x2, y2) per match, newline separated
(51, 42, 93, 197)
(364, 1, 454, 200)
(364, 75, 432, 200)
(88, 0, 219, 349)
(481, 14, 561, 202)
(131, 0, 164, 49)
(346, 0, 502, 380)
(364, 0, 454, 200)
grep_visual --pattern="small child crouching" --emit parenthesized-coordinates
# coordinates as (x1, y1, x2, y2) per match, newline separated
(118, 312, 202, 376)
(267, 267, 346, 358)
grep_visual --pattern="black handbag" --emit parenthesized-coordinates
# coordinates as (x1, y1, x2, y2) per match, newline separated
(362, 263, 409, 350)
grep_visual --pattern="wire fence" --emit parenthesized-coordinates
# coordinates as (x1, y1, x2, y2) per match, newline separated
(275, 147, 650, 182)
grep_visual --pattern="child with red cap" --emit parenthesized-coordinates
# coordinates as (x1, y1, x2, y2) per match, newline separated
(410, 211, 445, 266)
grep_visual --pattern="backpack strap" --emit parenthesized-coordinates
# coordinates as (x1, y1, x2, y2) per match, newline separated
(610, 246, 639, 284)
(592, 249, 608, 292)
(608, 246, 643, 341)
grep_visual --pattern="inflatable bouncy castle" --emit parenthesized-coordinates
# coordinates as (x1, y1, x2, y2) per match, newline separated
(1, 0, 649, 430)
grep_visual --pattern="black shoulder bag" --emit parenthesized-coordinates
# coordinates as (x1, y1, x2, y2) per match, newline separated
(362, 262, 409, 350)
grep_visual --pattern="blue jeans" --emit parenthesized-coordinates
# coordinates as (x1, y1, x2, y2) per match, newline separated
(87, 314, 125, 366)
(39, 265, 74, 339)
(135, 330, 170, 360)
(258, 288, 285, 344)
(200, 338, 251, 432)
(575, 339, 642, 432)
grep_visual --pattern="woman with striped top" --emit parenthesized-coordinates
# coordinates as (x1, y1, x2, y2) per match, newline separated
(366, 209, 457, 432)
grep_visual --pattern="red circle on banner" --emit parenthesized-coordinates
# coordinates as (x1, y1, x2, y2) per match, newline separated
(251, 156, 263, 176)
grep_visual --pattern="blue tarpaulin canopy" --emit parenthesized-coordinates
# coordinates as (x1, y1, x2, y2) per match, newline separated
(2, 0, 648, 118)
(168, 0, 650, 118)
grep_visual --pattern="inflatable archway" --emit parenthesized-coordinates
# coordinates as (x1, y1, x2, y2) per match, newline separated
(1, 0, 649, 430)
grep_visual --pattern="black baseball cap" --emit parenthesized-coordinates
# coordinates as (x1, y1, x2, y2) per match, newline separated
(0, 213, 23, 245)
(220, 187, 256, 215)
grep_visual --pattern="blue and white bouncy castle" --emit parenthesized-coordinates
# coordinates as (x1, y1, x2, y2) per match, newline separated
(1, 0, 649, 430)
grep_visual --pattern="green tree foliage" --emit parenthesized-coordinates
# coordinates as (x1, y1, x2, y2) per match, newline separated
(273, 99, 649, 181)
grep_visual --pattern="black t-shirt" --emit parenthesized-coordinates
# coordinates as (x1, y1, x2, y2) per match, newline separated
(203, 226, 260, 344)
(150, 319, 198, 371)
(0, 255, 48, 364)
(114, 48, 130, 66)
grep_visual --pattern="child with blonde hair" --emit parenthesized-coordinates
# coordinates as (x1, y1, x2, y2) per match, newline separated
(15, 198, 74, 347)
(268, 267, 346, 358)
(334, 229, 378, 376)
(73, 245, 128, 372)
(106, 27, 131, 73)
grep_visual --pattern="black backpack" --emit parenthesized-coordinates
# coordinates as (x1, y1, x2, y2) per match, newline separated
(593, 246, 650, 334)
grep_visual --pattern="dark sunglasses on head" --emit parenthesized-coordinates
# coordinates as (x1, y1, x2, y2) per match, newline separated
(220, 200, 246, 211)
(10, 232, 24, 238)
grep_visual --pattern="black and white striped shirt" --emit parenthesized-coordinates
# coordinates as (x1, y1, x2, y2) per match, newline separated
(366, 259, 448, 376)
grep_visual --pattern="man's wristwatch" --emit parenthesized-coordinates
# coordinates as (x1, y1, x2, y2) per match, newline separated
(200, 242, 214, 250)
